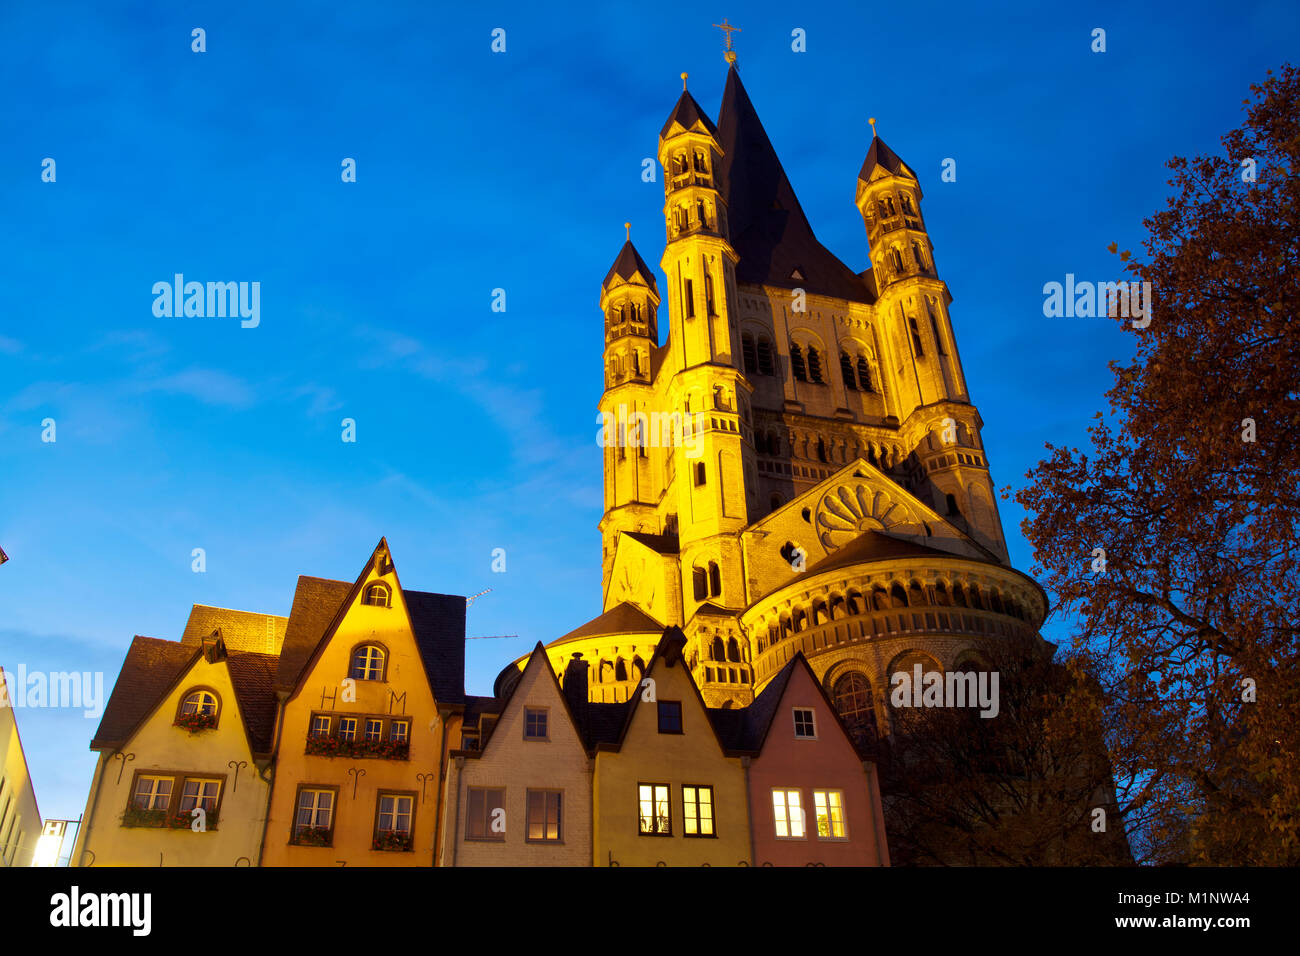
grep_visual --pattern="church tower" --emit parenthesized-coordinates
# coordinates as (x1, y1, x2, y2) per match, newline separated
(657, 76, 755, 622)
(856, 131, 1009, 560)
(597, 231, 661, 588)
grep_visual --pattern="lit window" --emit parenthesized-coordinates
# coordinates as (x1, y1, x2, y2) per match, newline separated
(350, 645, 385, 681)
(365, 718, 383, 742)
(814, 790, 847, 839)
(638, 784, 671, 835)
(682, 785, 714, 837)
(310, 715, 331, 738)
(180, 690, 218, 717)
(376, 793, 413, 839)
(133, 776, 172, 811)
(362, 583, 391, 607)
(524, 708, 548, 740)
(772, 789, 805, 839)
(338, 717, 357, 742)
(389, 720, 409, 744)
(658, 700, 682, 734)
(793, 708, 817, 739)
(295, 788, 334, 841)
(526, 790, 562, 842)
(179, 778, 221, 815)
(466, 788, 506, 841)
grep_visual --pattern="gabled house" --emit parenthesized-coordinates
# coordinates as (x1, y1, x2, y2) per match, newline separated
(590, 627, 750, 866)
(440, 643, 592, 866)
(739, 652, 889, 866)
(261, 539, 465, 866)
(71, 614, 284, 867)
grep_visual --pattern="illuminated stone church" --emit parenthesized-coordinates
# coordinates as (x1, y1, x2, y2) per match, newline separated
(497, 55, 1048, 752)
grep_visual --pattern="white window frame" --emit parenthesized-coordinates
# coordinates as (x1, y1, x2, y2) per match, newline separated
(793, 707, 817, 739)
(813, 789, 848, 840)
(296, 788, 334, 833)
(133, 775, 173, 811)
(772, 788, 806, 840)
(377, 793, 413, 836)
(338, 717, 358, 742)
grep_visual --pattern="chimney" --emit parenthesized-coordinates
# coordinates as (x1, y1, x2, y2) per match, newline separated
(563, 652, 590, 725)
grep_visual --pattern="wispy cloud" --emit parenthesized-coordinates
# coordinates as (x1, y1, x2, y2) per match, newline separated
(129, 367, 257, 409)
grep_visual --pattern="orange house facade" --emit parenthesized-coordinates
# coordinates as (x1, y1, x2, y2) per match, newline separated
(261, 540, 465, 866)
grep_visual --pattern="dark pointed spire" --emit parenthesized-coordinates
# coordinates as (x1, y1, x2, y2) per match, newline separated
(858, 134, 914, 181)
(602, 238, 658, 295)
(716, 64, 873, 303)
(660, 74, 718, 140)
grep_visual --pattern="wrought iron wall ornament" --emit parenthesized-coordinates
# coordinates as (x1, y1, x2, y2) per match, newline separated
(227, 760, 248, 792)
(347, 766, 366, 799)
(113, 751, 136, 785)
(415, 772, 436, 804)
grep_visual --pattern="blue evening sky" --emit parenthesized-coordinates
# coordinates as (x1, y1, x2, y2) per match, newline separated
(2, 0, 1295, 832)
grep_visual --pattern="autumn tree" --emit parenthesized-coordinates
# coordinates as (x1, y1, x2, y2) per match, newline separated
(880, 640, 1130, 866)
(1014, 65, 1300, 864)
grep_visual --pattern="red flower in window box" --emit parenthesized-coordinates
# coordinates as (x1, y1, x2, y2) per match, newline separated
(294, 826, 332, 847)
(174, 712, 217, 733)
(372, 829, 413, 851)
(121, 807, 167, 828)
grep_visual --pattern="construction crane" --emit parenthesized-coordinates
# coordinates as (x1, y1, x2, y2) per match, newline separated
(465, 588, 492, 608)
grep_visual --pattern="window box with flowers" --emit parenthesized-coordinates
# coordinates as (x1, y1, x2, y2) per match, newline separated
(305, 737, 409, 760)
(122, 807, 168, 828)
(293, 826, 333, 847)
(166, 808, 219, 831)
(174, 712, 218, 734)
(372, 830, 413, 852)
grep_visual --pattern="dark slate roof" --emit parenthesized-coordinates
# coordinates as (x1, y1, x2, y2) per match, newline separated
(225, 650, 281, 754)
(584, 700, 635, 749)
(802, 529, 990, 578)
(716, 65, 874, 305)
(660, 89, 717, 139)
(554, 602, 664, 644)
(91, 637, 198, 750)
(404, 589, 468, 705)
(602, 240, 659, 295)
(461, 694, 500, 729)
(275, 576, 352, 692)
(858, 134, 913, 181)
(91, 637, 282, 756)
(706, 706, 749, 750)
(736, 655, 799, 751)
(180, 605, 287, 655)
(623, 531, 679, 555)
(688, 602, 738, 623)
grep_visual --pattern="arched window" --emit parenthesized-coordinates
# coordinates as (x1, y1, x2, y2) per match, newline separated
(350, 644, 386, 681)
(598, 659, 614, 684)
(934, 583, 952, 606)
(704, 270, 716, 313)
(946, 493, 960, 516)
(832, 672, 878, 748)
(708, 562, 722, 598)
(769, 493, 783, 513)
(911, 240, 926, 271)
(890, 584, 909, 608)
(757, 338, 775, 375)
(180, 689, 218, 717)
(930, 312, 948, 356)
(807, 347, 824, 384)
(692, 567, 708, 601)
(693, 149, 708, 173)
(698, 199, 710, 232)
(363, 583, 391, 608)
(742, 333, 758, 374)
(816, 436, 828, 463)
(856, 356, 873, 392)
(727, 638, 741, 662)
(615, 659, 628, 681)
(890, 247, 904, 271)
(901, 193, 915, 215)
(694, 461, 707, 486)
(953, 584, 969, 607)
(908, 317, 925, 356)
(790, 342, 807, 382)
(711, 637, 725, 661)
(793, 608, 807, 632)
(840, 351, 857, 390)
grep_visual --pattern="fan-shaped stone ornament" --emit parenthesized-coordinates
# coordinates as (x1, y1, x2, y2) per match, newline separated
(815, 480, 926, 551)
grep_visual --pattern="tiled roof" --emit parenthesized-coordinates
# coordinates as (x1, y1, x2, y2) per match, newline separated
(858, 134, 912, 181)
(404, 589, 467, 705)
(274, 576, 352, 693)
(225, 651, 281, 754)
(180, 605, 287, 655)
(801, 529, 988, 578)
(91, 637, 198, 750)
(717, 65, 875, 304)
(554, 602, 664, 644)
(602, 240, 659, 295)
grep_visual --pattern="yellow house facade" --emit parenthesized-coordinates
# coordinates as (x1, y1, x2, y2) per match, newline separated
(1, 665, 43, 867)
(591, 628, 749, 866)
(72, 619, 283, 867)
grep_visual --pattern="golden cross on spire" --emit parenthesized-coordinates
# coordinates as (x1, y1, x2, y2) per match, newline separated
(713, 18, 741, 63)
(625, 221, 631, 241)
(869, 117, 877, 139)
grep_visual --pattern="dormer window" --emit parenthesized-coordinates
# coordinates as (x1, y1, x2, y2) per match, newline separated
(350, 644, 387, 681)
(363, 583, 391, 608)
